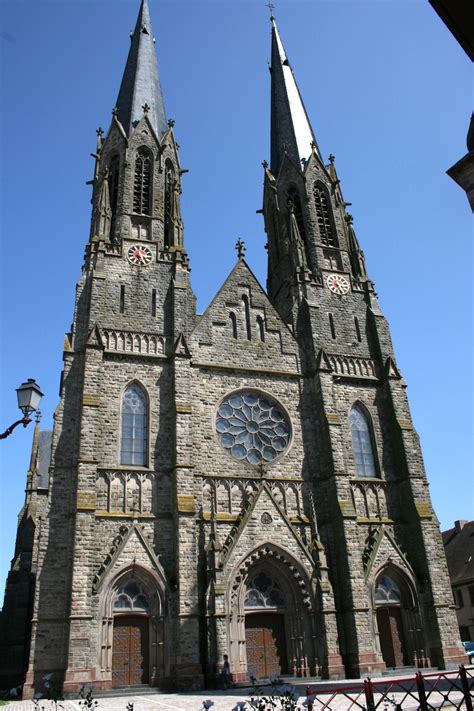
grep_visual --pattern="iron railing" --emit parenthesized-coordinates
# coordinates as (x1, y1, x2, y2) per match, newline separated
(306, 665, 473, 710)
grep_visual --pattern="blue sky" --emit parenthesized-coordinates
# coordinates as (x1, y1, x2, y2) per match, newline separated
(0, 0, 472, 595)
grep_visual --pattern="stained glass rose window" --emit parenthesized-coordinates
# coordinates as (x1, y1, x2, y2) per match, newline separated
(215, 391, 291, 464)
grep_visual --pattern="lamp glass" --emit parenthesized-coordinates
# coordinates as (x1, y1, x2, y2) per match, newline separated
(16, 379, 43, 416)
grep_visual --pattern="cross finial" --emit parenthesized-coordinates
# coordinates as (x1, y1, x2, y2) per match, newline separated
(112, 106, 118, 118)
(310, 140, 316, 151)
(96, 127, 104, 138)
(266, 1, 275, 20)
(168, 118, 175, 128)
(328, 153, 335, 164)
(262, 159, 268, 169)
(236, 238, 246, 259)
(142, 103, 150, 114)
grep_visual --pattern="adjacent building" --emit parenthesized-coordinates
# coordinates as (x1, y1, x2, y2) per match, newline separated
(0, 0, 465, 697)
(443, 521, 474, 642)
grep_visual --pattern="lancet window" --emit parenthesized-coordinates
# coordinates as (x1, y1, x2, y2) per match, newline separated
(133, 148, 152, 215)
(121, 383, 148, 466)
(349, 404, 378, 477)
(108, 155, 120, 218)
(314, 184, 338, 247)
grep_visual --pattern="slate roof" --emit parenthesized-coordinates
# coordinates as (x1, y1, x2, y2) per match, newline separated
(270, 17, 321, 176)
(115, 0, 167, 138)
(442, 521, 474, 586)
(37, 430, 52, 489)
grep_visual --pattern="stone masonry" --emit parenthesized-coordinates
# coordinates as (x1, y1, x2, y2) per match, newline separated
(0, 0, 464, 699)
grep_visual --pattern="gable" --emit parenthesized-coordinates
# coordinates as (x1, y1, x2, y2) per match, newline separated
(188, 258, 300, 374)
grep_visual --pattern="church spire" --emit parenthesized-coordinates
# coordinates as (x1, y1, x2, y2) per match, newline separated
(115, 0, 167, 138)
(270, 17, 322, 175)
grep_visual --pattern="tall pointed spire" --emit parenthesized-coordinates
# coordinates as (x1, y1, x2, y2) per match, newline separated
(270, 17, 322, 175)
(115, 0, 167, 138)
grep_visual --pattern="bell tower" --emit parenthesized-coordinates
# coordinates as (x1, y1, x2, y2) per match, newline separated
(262, 15, 464, 675)
(21, 0, 197, 697)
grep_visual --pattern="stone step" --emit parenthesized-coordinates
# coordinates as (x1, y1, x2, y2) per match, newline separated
(381, 666, 438, 677)
(89, 686, 158, 699)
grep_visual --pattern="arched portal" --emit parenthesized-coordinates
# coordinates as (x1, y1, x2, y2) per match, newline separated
(99, 565, 167, 688)
(244, 571, 288, 678)
(228, 546, 318, 680)
(373, 568, 418, 669)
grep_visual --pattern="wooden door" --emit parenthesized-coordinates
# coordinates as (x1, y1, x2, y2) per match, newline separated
(377, 607, 406, 668)
(245, 613, 287, 678)
(112, 616, 149, 687)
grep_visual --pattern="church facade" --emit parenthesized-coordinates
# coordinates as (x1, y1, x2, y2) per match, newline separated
(0, 0, 464, 697)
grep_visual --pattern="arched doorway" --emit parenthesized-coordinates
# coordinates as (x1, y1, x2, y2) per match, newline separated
(244, 571, 288, 678)
(227, 546, 318, 680)
(112, 579, 150, 686)
(374, 573, 410, 668)
(99, 564, 168, 689)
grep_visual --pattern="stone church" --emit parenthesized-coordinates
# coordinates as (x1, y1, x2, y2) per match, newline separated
(0, 0, 464, 697)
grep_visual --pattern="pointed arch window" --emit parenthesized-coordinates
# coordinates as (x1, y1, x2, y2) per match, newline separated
(245, 572, 286, 610)
(133, 148, 152, 215)
(314, 184, 338, 248)
(349, 404, 378, 477)
(229, 312, 238, 339)
(108, 155, 120, 217)
(121, 383, 148, 466)
(242, 295, 251, 340)
(114, 579, 150, 611)
(374, 575, 401, 605)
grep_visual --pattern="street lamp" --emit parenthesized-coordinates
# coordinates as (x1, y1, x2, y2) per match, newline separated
(0, 379, 44, 440)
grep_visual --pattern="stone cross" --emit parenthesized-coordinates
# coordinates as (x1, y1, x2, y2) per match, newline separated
(142, 103, 150, 114)
(236, 239, 246, 259)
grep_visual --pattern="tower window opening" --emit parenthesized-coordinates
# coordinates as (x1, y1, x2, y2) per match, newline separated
(242, 295, 251, 340)
(120, 285, 125, 314)
(329, 313, 336, 340)
(151, 289, 156, 317)
(121, 383, 148, 466)
(133, 148, 152, 215)
(257, 315, 265, 342)
(109, 155, 120, 218)
(229, 312, 238, 339)
(349, 404, 378, 477)
(314, 184, 338, 248)
(355, 316, 362, 342)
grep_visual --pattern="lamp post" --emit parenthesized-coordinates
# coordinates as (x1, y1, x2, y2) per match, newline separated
(0, 379, 44, 440)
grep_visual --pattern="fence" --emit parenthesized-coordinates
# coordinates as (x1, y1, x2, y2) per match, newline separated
(306, 665, 473, 710)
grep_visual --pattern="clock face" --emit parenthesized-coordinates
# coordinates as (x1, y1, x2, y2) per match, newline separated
(326, 273, 350, 295)
(127, 244, 153, 266)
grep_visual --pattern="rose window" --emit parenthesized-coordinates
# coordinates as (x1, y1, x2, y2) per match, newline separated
(215, 391, 291, 464)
